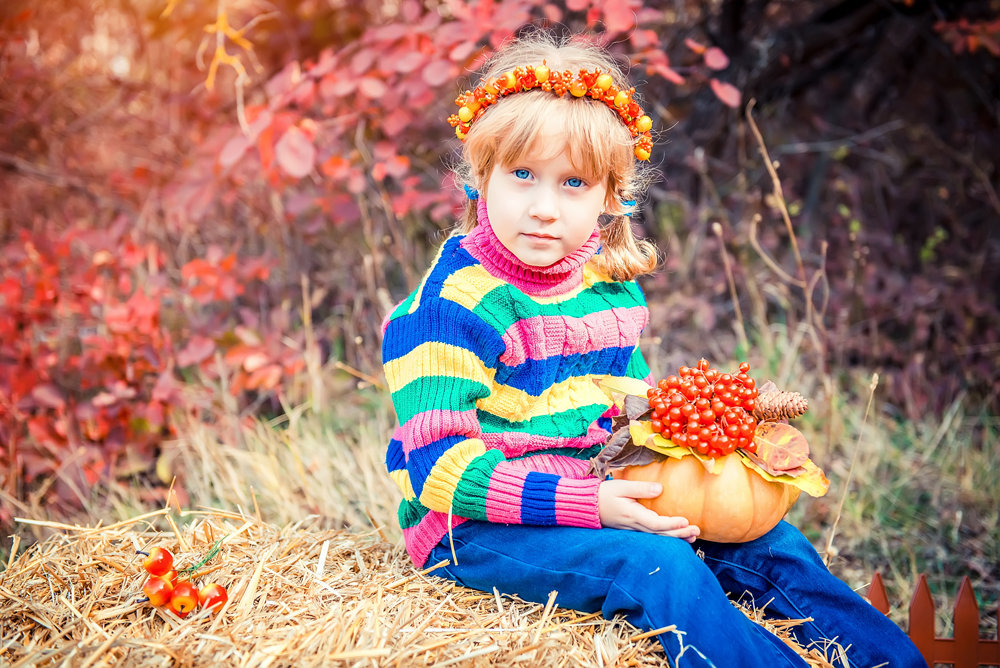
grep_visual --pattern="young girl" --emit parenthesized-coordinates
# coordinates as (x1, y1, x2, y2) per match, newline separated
(381, 31, 926, 668)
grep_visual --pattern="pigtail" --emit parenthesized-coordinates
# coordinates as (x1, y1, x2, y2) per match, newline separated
(461, 198, 478, 232)
(596, 213, 658, 282)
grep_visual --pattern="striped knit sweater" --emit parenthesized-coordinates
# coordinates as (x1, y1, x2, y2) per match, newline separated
(382, 200, 652, 567)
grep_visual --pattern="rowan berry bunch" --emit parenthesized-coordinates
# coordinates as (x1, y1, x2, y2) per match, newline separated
(646, 359, 759, 458)
(137, 546, 228, 618)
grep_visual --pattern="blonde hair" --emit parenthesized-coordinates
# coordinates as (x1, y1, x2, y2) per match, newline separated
(454, 31, 658, 281)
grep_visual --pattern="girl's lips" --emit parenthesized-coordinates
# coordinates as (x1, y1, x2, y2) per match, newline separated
(524, 232, 557, 240)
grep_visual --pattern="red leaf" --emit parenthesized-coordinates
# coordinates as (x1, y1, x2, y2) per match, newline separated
(385, 155, 410, 178)
(630, 29, 659, 50)
(219, 134, 250, 169)
(684, 38, 706, 54)
(176, 336, 216, 367)
(245, 363, 283, 390)
(603, 0, 636, 34)
(275, 126, 316, 179)
(358, 76, 388, 99)
(350, 48, 376, 74)
(649, 61, 685, 85)
(422, 59, 455, 87)
(381, 108, 413, 137)
(31, 383, 66, 410)
(389, 50, 426, 74)
(242, 351, 271, 373)
(704, 47, 730, 70)
(710, 78, 741, 108)
(448, 41, 477, 62)
(543, 4, 563, 22)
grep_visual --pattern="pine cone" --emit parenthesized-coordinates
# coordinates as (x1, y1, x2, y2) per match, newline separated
(754, 388, 809, 422)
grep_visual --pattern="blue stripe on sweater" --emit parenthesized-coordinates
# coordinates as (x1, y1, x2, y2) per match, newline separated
(520, 472, 559, 525)
(386, 438, 406, 473)
(494, 346, 636, 394)
(405, 433, 468, 497)
(381, 302, 505, 365)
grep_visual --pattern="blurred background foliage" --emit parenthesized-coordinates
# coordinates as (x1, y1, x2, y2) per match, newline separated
(1, 0, 997, 631)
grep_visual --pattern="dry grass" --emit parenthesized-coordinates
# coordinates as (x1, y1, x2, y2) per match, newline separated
(1, 509, 845, 667)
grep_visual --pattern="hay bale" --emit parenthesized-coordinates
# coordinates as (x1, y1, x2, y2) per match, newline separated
(0, 509, 842, 666)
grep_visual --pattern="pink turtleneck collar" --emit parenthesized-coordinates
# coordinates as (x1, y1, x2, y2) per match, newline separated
(460, 198, 601, 297)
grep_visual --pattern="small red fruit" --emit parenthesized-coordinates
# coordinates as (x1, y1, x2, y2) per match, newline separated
(169, 581, 199, 617)
(198, 583, 229, 612)
(142, 576, 174, 607)
(139, 547, 174, 576)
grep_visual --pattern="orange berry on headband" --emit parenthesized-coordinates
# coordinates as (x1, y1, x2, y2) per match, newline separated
(636, 115, 652, 132)
(569, 79, 587, 97)
(501, 71, 516, 89)
(614, 91, 630, 108)
(534, 65, 550, 83)
(458, 107, 473, 123)
(635, 146, 651, 161)
(596, 73, 613, 91)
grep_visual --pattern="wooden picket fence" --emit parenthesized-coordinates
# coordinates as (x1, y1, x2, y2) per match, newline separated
(868, 572, 1000, 667)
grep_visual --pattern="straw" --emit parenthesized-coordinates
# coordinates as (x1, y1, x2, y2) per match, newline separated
(0, 509, 845, 667)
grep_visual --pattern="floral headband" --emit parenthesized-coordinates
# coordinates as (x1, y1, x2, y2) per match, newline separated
(447, 64, 654, 161)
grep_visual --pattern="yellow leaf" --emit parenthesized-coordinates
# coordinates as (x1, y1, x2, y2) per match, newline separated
(627, 423, 716, 468)
(596, 375, 652, 407)
(737, 451, 830, 497)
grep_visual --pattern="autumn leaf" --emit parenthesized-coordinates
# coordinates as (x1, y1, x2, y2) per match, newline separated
(753, 422, 810, 472)
(587, 421, 662, 478)
(31, 383, 66, 410)
(422, 59, 455, 87)
(703, 47, 730, 70)
(176, 335, 216, 368)
(603, 0, 637, 34)
(710, 78, 741, 108)
(594, 375, 651, 408)
(275, 126, 316, 179)
(738, 452, 830, 497)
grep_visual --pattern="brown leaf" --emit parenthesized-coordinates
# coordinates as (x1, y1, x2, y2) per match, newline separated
(588, 424, 663, 478)
(741, 449, 807, 478)
(623, 394, 653, 421)
(753, 422, 810, 472)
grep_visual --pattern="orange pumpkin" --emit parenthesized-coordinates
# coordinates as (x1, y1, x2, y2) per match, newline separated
(618, 453, 801, 543)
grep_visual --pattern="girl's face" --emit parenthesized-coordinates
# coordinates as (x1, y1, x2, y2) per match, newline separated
(484, 139, 608, 268)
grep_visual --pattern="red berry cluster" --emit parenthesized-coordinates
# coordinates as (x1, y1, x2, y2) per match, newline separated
(646, 359, 759, 458)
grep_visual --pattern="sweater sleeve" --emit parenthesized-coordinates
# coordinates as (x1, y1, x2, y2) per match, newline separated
(382, 294, 602, 528)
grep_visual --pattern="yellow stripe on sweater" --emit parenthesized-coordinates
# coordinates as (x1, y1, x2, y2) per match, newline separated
(482, 375, 610, 423)
(383, 341, 496, 391)
(389, 468, 416, 501)
(419, 439, 487, 511)
(440, 265, 506, 311)
(527, 264, 616, 304)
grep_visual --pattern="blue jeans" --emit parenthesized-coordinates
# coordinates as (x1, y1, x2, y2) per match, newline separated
(427, 521, 927, 668)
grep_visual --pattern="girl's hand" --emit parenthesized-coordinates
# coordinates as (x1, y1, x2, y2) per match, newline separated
(598, 480, 700, 542)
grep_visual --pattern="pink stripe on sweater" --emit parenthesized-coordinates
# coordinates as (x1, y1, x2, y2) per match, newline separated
(500, 306, 649, 366)
(554, 477, 603, 527)
(485, 465, 526, 523)
(480, 424, 610, 457)
(403, 513, 468, 568)
(398, 409, 480, 454)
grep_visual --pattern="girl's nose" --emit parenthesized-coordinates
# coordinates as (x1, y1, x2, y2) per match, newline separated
(528, 187, 559, 221)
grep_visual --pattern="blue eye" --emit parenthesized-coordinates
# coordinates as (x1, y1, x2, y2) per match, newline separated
(566, 177, 584, 188)
(513, 168, 531, 179)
